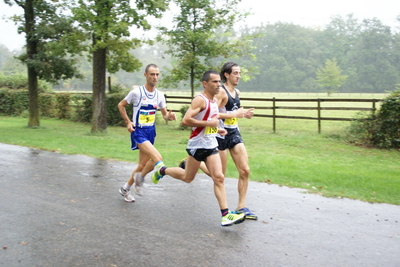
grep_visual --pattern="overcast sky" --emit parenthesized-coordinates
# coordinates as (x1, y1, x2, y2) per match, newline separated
(1, 0, 399, 51)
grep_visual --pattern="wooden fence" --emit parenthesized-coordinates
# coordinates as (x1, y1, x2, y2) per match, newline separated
(165, 95, 383, 133)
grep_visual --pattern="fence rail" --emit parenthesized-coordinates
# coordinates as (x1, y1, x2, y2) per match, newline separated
(165, 95, 382, 133)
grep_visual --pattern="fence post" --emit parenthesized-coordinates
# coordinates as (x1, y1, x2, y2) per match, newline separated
(272, 97, 276, 133)
(317, 98, 321, 134)
(372, 99, 376, 115)
(165, 94, 168, 124)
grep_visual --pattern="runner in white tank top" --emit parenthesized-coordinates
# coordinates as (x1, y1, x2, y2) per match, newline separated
(151, 70, 246, 226)
(186, 93, 219, 150)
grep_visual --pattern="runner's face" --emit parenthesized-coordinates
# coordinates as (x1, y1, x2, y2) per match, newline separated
(145, 67, 160, 87)
(206, 73, 221, 96)
(225, 66, 241, 86)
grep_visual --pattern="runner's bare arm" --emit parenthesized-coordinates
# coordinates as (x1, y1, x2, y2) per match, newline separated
(182, 96, 219, 128)
(118, 99, 135, 132)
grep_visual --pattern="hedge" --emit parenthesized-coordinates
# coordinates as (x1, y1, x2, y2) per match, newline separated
(0, 89, 132, 126)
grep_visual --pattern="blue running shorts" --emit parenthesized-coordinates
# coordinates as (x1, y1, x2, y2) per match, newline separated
(131, 127, 156, 150)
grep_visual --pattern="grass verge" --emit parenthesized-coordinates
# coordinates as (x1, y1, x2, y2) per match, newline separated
(1, 115, 399, 205)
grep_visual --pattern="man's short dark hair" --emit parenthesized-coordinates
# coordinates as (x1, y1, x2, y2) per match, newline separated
(220, 62, 239, 83)
(145, 64, 159, 73)
(202, 70, 219, 82)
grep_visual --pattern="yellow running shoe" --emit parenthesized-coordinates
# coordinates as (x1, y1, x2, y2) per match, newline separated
(221, 211, 245, 226)
(151, 161, 165, 184)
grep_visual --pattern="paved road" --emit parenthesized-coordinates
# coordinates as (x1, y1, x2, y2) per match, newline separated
(1, 143, 399, 267)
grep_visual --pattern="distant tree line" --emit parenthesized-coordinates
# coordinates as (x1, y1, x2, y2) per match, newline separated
(69, 14, 400, 94)
(242, 14, 400, 93)
(1, 14, 399, 95)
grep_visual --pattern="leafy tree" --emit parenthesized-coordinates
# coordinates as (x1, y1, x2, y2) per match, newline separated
(4, 0, 83, 127)
(323, 15, 400, 93)
(243, 22, 321, 92)
(71, 0, 169, 133)
(1, 54, 26, 75)
(323, 15, 361, 60)
(0, 45, 13, 69)
(354, 18, 398, 92)
(157, 0, 255, 97)
(322, 14, 361, 93)
(240, 16, 399, 94)
(316, 58, 347, 96)
(114, 42, 172, 89)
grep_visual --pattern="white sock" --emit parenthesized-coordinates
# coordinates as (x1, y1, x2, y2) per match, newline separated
(123, 183, 131, 190)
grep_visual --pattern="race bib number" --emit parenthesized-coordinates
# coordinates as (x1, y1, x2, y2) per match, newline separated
(205, 126, 218, 135)
(139, 109, 156, 126)
(224, 117, 238, 126)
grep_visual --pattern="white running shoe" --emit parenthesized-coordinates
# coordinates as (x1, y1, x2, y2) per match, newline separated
(132, 172, 144, 196)
(119, 187, 135, 202)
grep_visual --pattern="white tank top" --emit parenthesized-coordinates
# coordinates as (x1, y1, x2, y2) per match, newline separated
(186, 94, 219, 149)
(124, 85, 166, 128)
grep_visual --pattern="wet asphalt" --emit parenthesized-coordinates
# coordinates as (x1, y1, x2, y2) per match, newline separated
(0, 143, 399, 267)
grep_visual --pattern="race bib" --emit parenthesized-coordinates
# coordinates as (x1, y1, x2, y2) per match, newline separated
(224, 117, 238, 126)
(204, 126, 218, 135)
(139, 109, 156, 126)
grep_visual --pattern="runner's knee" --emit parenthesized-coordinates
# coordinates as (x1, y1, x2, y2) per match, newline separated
(182, 176, 195, 183)
(212, 173, 225, 185)
(238, 165, 250, 178)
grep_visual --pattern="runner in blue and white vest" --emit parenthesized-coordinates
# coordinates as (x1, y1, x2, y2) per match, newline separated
(118, 64, 177, 202)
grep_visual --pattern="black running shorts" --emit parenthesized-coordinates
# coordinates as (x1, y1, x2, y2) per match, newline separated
(186, 147, 219, 162)
(217, 128, 243, 151)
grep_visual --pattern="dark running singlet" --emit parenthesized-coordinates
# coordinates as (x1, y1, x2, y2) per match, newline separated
(221, 85, 240, 129)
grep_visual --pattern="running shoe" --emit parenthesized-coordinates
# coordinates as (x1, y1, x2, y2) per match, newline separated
(119, 187, 135, 203)
(236, 207, 258, 220)
(151, 162, 165, 184)
(178, 158, 186, 169)
(132, 172, 144, 196)
(221, 211, 245, 226)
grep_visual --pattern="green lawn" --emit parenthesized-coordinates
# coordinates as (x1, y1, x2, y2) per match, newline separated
(1, 115, 399, 205)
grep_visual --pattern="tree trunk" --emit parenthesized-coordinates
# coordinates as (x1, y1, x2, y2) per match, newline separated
(25, 0, 40, 127)
(27, 66, 39, 127)
(91, 45, 108, 134)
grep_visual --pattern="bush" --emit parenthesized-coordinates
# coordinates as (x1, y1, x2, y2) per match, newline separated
(106, 93, 132, 127)
(70, 92, 132, 126)
(0, 88, 136, 127)
(346, 89, 400, 149)
(0, 73, 28, 89)
(179, 105, 190, 130)
(0, 89, 70, 119)
(39, 93, 56, 117)
(0, 89, 29, 115)
(71, 94, 92, 123)
(55, 93, 71, 119)
(0, 72, 51, 92)
(110, 83, 130, 94)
